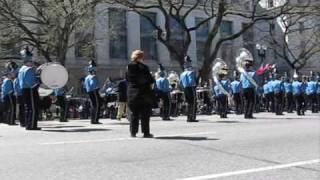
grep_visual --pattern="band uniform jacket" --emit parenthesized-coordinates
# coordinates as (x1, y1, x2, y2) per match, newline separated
(127, 61, 155, 106)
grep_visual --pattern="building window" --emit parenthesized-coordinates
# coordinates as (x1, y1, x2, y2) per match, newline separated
(109, 8, 127, 59)
(140, 12, 158, 60)
(270, 22, 275, 33)
(220, 21, 233, 37)
(242, 23, 254, 53)
(195, 17, 209, 63)
(75, 30, 95, 59)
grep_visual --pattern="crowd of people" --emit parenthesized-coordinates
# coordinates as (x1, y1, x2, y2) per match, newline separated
(0, 47, 319, 138)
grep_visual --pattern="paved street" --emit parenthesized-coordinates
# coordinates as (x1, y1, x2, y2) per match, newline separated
(0, 112, 319, 180)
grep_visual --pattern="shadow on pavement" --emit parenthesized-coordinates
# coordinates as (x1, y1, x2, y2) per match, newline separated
(42, 128, 110, 133)
(155, 136, 219, 141)
(41, 126, 85, 129)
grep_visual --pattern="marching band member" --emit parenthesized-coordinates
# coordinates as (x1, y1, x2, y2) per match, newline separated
(231, 72, 242, 115)
(306, 72, 318, 113)
(213, 65, 230, 118)
(156, 64, 171, 121)
(1, 71, 16, 125)
(13, 73, 25, 126)
(54, 87, 68, 122)
(127, 50, 154, 138)
(284, 76, 294, 113)
(84, 61, 102, 124)
(292, 74, 304, 115)
(236, 48, 274, 119)
(271, 73, 285, 115)
(18, 47, 41, 130)
(180, 55, 198, 122)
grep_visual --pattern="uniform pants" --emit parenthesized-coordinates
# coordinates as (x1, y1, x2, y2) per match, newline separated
(294, 94, 305, 115)
(274, 92, 284, 115)
(17, 96, 25, 126)
(184, 87, 197, 121)
(88, 90, 101, 124)
(3, 94, 15, 125)
(117, 102, 127, 119)
(23, 88, 40, 130)
(128, 102, 151, 135)
(307, 94, 318, 113)
(56, 96, 67, 122)
(285, 93, 294, 113)
(233, 93, 242, 114)
(217, 95, 228, 118)
(159, 92, 171, 120)
(243, 88, 255, 118)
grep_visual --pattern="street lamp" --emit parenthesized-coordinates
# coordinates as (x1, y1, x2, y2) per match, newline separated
(256, 43, 267, 64)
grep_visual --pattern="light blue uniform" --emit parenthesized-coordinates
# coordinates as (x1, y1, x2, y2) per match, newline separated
(84, 75, 100, 93)
(18, 65, 38, 89)
(180, 70, 196, 88)
(306, 81, 318, 95)
(230, 80, 241, 94)
(240, 70, 256, 89)
(214, 80, 230, 97)
(1, 78, 14, 101)
(292, 81, 302, 95)
(156, 77, 171, 93)
(272, 80, 284, 94)
(13, 78, 22, 96)
(284, 82, 293, 94)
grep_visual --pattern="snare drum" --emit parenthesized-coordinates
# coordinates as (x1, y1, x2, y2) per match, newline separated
(39, 63, 68, 89)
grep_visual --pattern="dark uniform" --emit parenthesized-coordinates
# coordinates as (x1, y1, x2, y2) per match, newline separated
(180, 58, 197, 122)
(54, 88, 67, 122)
(1, 76, 15, 125)
(84, 66, 101, 124)
(156, 73, 171, 120)
(127, 61, 155, 137)
(14, 77, 25, 126)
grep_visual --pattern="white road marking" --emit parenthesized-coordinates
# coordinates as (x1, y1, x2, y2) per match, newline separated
(178, 159, 320, 180)
(40, 131, 216, 145)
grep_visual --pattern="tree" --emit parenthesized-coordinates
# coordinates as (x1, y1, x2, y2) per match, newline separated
(264, 6, 320, 72)
(0, 0, 99, 65)
(109, 0, 216, 69)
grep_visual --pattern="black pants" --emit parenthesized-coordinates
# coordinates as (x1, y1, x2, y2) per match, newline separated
(56, 96, 67, 122)
(159, 92, 171, 120)
(294, 94, 305, 115)
(274, 92, 284, 115)
(184, 87, 197, 121)
(285, 92, 294, 113)
(17, 96, 25, 126)
(22, 88, 40, 130)
(3, 94, 15, 125)
(307, 94, 318, 113)
(217, 95, 228, 118)
(88, 90, 101, 124)
(233, 93, 242, 114)
(243, 88, 255, 118)
(128, 102, 151, 135)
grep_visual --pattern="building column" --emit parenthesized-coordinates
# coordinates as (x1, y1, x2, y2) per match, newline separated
(95, 4, 110, 65)
(127, 11, 141, 59)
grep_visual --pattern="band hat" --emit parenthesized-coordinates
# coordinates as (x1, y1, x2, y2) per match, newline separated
(87, 65, 97, 72)
(184, 55, 192, 69)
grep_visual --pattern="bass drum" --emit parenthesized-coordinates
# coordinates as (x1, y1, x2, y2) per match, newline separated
(38, 87, 54, 97)
(40, 63, 68, 89)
